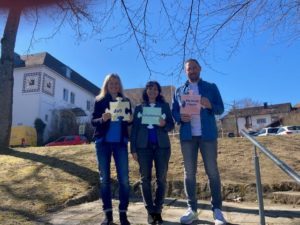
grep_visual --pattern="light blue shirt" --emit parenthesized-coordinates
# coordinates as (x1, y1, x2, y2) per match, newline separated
(189, 82, 202, 136)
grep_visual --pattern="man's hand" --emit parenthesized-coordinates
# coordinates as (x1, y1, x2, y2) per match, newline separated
(201, 97, 212, 109)
(181, 114, 191, 122)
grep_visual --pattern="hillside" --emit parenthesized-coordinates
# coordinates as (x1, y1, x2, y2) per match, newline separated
(0, 135, 299, 224)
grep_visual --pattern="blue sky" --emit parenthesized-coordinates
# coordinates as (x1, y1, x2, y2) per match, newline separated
(1, 3, 300, 112)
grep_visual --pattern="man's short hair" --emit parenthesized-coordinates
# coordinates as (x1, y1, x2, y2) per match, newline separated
(185, 58, 201, 69)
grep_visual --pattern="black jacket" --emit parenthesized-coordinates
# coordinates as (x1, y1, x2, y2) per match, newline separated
(91, 93, 132, 142)
(130, 102, 174, 153)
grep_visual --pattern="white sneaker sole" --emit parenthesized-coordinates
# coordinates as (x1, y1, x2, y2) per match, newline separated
(215, 219, 226, 225)
(180, 218, 198, 225)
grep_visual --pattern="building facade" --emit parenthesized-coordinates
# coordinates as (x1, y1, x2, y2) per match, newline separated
(221, 103, 293, 136)
(13, 52, 100, 141)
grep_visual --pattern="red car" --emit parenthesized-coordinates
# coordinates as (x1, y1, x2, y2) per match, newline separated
(45, 135, 88, 146)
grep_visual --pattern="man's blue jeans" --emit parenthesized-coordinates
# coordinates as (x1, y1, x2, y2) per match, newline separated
(180, 136, 222, 211)
(137, 145, 171, 214)
(95, 140, 130, 212)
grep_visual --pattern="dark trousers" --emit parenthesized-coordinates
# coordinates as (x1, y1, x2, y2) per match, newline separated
(137, 144, 171, 213)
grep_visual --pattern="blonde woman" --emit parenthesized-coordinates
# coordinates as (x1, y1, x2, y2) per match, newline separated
(91, 74, 132, 225)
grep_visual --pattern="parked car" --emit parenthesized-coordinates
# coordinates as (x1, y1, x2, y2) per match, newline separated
(247, 131, 258, 136)
(227, 132, 235, 138)
(276, 126, 300, 135)
(45, 135, 88, 146)
(256, 127, 279, 136)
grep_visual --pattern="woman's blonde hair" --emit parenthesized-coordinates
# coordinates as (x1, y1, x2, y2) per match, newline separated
(95, 73, 124, 101)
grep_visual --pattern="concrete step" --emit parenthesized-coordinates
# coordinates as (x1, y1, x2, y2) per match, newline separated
(272, 191, 300, 205)
(40, 198, 300, 225)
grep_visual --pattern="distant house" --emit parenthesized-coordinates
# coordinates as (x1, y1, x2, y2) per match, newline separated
(13, 52, 100, 140)
(294, 103, 300, 110)
(221, 102, 293, 135)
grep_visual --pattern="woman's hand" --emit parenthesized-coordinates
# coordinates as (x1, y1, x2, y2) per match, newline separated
(128, 114, 133, 123)
(159, 118, 166, 127)
(102, 112, 111, 122)
(131, 153, 138, 161)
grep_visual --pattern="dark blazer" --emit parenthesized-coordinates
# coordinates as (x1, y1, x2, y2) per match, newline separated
(91, 93, 132, 142)
(130, 102, 174, 153)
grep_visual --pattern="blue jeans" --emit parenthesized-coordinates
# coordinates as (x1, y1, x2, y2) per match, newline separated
(180, 136, 222, 211)
(137, 144, 171, 213)
(95, 140, 130, 212)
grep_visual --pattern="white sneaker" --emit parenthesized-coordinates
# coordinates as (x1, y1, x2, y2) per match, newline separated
(213, 208, 226, 225)
(180, 208, 198, 224)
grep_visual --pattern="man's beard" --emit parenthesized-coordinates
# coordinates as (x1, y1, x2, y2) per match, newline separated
(188, 74, 200, 82)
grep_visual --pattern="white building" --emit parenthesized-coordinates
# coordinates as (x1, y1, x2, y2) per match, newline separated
(13, 52, 100, 140)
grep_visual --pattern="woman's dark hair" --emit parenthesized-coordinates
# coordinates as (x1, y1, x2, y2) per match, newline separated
(142, 81, 165, 104)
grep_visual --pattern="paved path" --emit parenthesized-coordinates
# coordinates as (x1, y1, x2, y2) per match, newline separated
(41, 198, 300, 225)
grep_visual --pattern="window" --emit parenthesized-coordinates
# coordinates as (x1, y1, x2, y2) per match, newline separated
(257, 118, 266, 124)
(65, 136, 75, 141)
(80, 136, 87, 141)
(70, 92, 75, 104)
(86, 100, 91, 111)
(63, 88, 69, 101)
(45, 114, 48, 122)
(56, 137, 65, 142)
(277, 128, 284, 133)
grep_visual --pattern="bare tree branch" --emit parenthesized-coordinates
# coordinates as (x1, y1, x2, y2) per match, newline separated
(26, 7, 39, 55)
(120, 0, 153, 78)
(182, 0, 194, 70)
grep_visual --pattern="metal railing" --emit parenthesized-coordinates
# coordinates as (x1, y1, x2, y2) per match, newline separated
(240, 129, 300, 225)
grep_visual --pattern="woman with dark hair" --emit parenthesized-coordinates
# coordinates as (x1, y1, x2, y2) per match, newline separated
(130, 81, 174, 224)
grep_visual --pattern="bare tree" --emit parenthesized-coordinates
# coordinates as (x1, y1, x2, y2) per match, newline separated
(234, 98, 262, 109)
(1, 0, 300, 150)
(104, 0, 300, 76)
(0, 0, 97, 150)
(0, 7, 21, 150)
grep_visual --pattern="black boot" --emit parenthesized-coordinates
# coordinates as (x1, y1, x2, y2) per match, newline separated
(101, 211, 113, 225)
(155, 213, 163, 224)
(120, 212, 131, 225)
(147, 213, 156, 224)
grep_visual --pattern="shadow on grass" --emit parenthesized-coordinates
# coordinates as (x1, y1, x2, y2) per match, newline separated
(0, 148, 101, 221)
(0, 206, 51, 224)
(171, 199, 300, 219)
(4, 148, 99, 186)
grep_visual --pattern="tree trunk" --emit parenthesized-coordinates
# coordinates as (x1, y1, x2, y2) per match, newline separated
(0, 8, 21, 151)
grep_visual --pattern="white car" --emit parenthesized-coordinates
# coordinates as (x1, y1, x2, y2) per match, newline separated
(256, 127, 279, 136)
(276, 126, 300, 135)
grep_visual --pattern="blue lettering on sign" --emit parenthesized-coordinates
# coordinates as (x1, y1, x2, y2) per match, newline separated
(114, 109, 123, 113)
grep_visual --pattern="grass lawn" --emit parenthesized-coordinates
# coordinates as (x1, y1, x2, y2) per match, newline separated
(0, 135, 299, 224)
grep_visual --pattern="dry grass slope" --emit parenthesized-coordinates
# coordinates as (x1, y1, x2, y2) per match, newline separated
(0, 135, 299, 224)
